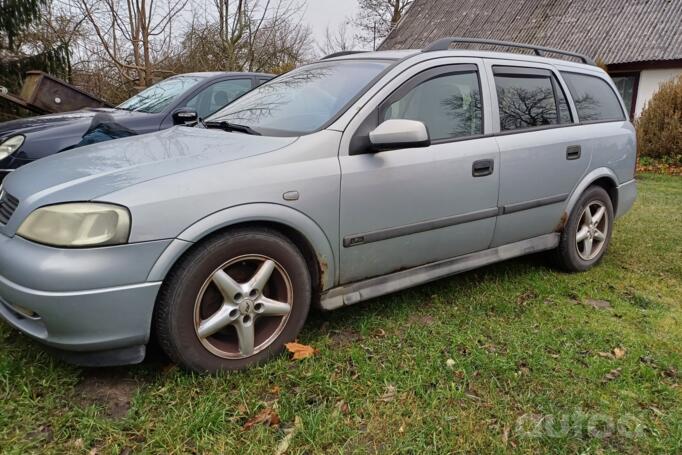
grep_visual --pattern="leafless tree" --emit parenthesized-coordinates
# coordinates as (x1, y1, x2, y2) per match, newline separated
(176, 0, 313, 74)
(77, 0, 189, 88)
(319, 20, 357, 56)
(353, 0, 413, 49)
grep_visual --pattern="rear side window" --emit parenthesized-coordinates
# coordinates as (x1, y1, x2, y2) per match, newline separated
(560, 72, 626, 122)
(493, 67, 572, 131)
(382, 68, 483, 141)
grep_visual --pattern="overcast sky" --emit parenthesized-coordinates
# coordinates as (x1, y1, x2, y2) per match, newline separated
(302, 0, 361, 49)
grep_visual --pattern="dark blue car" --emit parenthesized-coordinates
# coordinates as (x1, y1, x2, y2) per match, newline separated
(0, 71, 272, 181)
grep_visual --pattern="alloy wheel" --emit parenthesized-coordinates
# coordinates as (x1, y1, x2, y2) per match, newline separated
(193, 254, 293, 359)
(575, 200, 609, 261)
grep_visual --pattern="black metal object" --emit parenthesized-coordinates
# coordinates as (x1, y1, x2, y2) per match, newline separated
(422, 37, 596, 65)
(321, 51, 368, 60)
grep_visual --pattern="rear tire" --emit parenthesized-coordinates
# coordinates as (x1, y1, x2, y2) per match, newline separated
(553, 186, 614, 272)
(155, 227, 311, 373)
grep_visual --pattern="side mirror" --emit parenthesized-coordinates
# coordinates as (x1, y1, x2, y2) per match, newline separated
(369, 119, 430, 151)
(172, 108, 199, 125)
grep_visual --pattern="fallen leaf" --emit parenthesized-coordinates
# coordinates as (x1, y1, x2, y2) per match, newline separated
(373, 328, 386, 338)
(274, 416, 302, 455)
(585, 299, 612, 310)
(640, 355, 656, 366)
(602, 367, 622, 383)
(380, 385, 397, 402)
(482, 343, 498, 353)
(613, 347, 626, 359)
(517, 361, 530, 376)
(501, 424, 510, 446)
(597, 351, 614, 359)
(335, 400, 350, 415)
(649, 406, 664, 417)
(270, 385, 281, 395)
(516, 290, 537, 306)
(285, 342, 318, 360)
(399, 423, 405, 433)
(243, 407, 281, 430)
(162, 363, 177, 375)
(445, 358, 456, 370)
(662, 367, 678, 379)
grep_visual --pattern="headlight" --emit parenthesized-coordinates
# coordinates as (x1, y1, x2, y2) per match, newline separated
(0, 135, 25, 160)
(17, 203, 131, 247)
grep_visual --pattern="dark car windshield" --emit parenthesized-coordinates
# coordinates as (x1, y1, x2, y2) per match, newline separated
(206, 60, 391, 136)
(117, 75, 204, 113)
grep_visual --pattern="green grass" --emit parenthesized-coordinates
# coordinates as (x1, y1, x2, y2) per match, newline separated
(2, 174, 682, 454)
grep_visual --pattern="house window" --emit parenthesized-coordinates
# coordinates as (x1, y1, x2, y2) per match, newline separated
(610, 73, 639, 120)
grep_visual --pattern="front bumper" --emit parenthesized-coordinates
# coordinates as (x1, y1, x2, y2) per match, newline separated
(0, 234, 170, 362)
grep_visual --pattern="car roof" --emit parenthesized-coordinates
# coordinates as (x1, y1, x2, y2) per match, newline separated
(324, 49, 600, 72)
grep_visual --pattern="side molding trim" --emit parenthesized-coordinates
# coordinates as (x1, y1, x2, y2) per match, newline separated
(321, 233, 559, 310)
(343, 207, 499, 247)
(502, 193, 568, 215)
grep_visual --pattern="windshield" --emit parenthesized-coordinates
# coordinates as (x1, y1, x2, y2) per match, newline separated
(206, 60, 391, 135)
(117, 76, 204, 113)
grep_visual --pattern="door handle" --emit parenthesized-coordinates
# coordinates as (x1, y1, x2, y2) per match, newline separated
(472, 159, 494, 177)
(566, 145, 582, 160)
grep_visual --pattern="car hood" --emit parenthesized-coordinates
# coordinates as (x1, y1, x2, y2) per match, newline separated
(4, 126, 297, 204)
(0, 108, 149, 138)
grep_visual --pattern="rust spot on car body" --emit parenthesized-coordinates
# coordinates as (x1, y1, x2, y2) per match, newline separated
(318, 256, 329, 289)
(555, 212, 568, 232)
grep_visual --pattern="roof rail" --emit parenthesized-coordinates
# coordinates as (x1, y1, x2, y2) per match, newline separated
(422, 37, 596, 66)
(321, 50, 368, 60)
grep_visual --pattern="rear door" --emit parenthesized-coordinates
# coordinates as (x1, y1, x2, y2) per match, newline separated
(338, 60, 500, 284)
(485, 61, 592, 246)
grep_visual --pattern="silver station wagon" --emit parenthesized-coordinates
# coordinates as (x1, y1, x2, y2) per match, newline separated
(0, 38, 637, 372)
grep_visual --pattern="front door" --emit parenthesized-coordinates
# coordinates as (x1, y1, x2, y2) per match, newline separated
(338, 63, 500, 284)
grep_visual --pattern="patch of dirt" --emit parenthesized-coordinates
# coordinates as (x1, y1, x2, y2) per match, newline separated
(329, 329, 364, 347)
(408, 314, 435, 326)
(584, 299, 612, 310)
(75, 371, 139, 419)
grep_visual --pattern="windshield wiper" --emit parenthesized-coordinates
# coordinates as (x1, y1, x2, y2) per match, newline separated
(204, 120, 262, 136)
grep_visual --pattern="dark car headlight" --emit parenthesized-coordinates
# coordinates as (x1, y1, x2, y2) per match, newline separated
(0, 135, 24, 160)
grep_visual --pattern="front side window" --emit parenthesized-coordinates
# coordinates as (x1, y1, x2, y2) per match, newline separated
(561, 72, 626, 122)
(117, 76, 203, 113)
(382, 69, 483, 141)
(185, 79, 252, 118)
(208, 60, 390, 136)
(494, 68, 572, 131)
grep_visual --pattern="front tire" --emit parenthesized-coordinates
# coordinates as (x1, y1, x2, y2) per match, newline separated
(554, 186, 614, 272)
(155, 227, 311, 373)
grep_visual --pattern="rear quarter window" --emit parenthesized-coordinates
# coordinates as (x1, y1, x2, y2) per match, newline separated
(560, 72, 626, 122)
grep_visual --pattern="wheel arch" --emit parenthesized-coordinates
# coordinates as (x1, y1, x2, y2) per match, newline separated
(564, 168, 619, 226)
(147, 203, 336, 293)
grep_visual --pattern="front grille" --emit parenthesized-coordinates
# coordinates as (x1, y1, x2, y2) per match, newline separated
(0, 191, 19, 224)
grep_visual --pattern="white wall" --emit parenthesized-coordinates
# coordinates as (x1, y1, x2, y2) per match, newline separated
(635, 67, 682, 117)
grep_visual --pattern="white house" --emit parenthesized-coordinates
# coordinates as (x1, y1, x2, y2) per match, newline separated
(379, 0, 682, 120)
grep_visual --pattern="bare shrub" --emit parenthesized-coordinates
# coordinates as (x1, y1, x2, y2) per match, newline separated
(636, 75, 682, 164)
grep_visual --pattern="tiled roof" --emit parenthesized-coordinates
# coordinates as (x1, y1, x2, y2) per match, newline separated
(380, 0, 682, 65)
